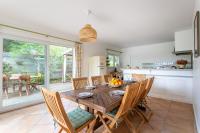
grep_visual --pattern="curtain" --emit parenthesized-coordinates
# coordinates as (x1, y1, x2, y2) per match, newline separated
(74, 43, 82, 78)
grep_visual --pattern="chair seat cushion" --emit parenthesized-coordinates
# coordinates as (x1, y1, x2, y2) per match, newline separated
(67, 108, 94, 129)
(107, 107, 119, 117)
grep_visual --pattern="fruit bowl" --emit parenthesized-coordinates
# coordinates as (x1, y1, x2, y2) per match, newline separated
(109, 78, 123, 88)
(109, 84, 122, 88)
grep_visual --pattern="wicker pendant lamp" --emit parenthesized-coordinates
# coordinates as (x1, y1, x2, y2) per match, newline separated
(80, 24, 97, 42)
(79, 10, 97, 43)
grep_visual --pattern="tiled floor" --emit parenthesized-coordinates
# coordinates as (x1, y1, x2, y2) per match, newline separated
(0, 97, 195, 133)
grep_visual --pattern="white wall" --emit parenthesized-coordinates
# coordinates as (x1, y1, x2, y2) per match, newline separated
(193, 0, 200, 132)
(120, 41, 191, 68)
(81, 43, 120, 76)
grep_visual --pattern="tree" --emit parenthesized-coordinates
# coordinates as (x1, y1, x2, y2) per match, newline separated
(3, 39, 44, 56)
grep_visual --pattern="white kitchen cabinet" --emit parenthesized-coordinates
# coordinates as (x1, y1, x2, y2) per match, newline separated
(150, 76, 192, 103)
(175, 29, 193, 52)
(122, 69, 193, 103)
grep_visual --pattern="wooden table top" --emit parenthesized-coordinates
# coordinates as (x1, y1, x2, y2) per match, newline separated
(61, 85, 125, 113)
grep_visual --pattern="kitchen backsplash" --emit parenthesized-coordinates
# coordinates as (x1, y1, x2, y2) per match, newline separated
(128, 54, 192, 69)
(120, 41, 193, 69)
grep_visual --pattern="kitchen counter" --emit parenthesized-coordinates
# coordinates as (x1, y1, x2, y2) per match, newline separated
(121, 68, 193, 103)
(121, 68, 193, 77)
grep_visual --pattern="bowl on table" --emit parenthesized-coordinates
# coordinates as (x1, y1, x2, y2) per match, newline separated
(110, 90, 125, 96)
(78, 92, 93, 99)
(109, 78, 123, 88)
(85, 85, 96, 90)
(109, 84, 122, 88)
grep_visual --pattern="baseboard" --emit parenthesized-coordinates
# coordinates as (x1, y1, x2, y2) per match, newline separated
(0, 99, 43, 113)
(149, 92, 192, 104)
(193, 104, 200, 133)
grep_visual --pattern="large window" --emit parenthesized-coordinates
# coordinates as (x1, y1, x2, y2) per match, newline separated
(49, 45, 73, 84)
(107, 54, 120, 67)
(3, 39, 46, 84)
(2, 39, 46, 107)
(1, 38, 74, 110)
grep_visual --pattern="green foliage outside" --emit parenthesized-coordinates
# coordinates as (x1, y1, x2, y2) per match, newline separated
(3, 39, 44, 56)
(3, 39, 46, 85)
(49, 45, 73, 83)
(3, 39, 73, 84)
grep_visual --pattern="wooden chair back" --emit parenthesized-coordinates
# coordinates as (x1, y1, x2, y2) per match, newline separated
(103, 74, 112, 83)
(132, 74, 146, 82)
(3, 74, 9, 95)
(19, 75, 31, 84)
(3, 74, 9, 85)
(41, 88, 74, 133)
(140, 77, 154, 100)
(115, 83, 140, 119)
(146, 77, 154, 95)
(91, 76, 103, 85)
(3, 74, 9, 81)
(131, 79, 148, 108)
(72, 77, 88, 90)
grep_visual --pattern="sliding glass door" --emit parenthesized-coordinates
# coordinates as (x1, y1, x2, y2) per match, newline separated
(49, 45, 73, 92)
(0, 37, 74, 112)
(1, 38, 46, 108)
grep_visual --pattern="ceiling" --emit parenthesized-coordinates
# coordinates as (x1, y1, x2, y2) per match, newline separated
(0, 0, 195, 48)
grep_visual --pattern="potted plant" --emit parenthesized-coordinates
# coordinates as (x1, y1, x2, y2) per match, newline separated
(176, 60, 188, 69)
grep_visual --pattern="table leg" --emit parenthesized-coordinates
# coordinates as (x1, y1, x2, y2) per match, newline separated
(5, 87, 8, 98)
(13, 81, 16, 92)
(18, 82, 22, 96)
(26, 84, 30, 96)
(87, 118, 97, 133)
(97, 112, 112, 133)
(93, 115, 101, 130)
(3, 87, 8, 98)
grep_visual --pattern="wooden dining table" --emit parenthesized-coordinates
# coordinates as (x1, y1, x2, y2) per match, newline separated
(61, 85, 124, 113)
(61, 85, 127, 131)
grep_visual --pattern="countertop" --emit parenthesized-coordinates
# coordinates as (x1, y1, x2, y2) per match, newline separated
(121, 68, 192, 71)
(121, 68, 193, 77)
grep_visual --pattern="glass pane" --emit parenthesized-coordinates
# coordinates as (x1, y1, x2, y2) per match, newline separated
(108, 55, 114, 67)
(2, 39, 45, 107)
(114, 56, 120, 67)
(49, 45, 73, 92)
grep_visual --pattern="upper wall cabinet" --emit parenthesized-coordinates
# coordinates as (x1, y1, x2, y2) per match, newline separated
(175, 29, 193, 52)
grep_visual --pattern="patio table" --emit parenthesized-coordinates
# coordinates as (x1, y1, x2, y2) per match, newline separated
(9, 74, 38, 96)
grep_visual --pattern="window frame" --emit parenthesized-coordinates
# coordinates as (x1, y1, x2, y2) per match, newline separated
(0, 33, 75, 112)
(107, 53, 120, 68)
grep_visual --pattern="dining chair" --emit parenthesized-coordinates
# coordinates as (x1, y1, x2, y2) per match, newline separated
(140, 77, 154, 102)
(99, 82, 140, 133)
(41, 88, 96, 133)
(71, 77, 89, 110)
(91, 76, 103, 86)
(11, 74, 21, 93)
(131, 79, 149, 108)
(132, 74, 146, 82)
(103, 74, 112, 83)
(19, 75, 31, 96)
(30, 74, 41, 91)
(72, 77, 89, 90)
(3, 74, 9, 97)
(105, 79, 147, 132)
(136, 77, 154, 122)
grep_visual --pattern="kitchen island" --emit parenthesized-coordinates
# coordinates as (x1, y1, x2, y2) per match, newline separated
(122, 69, 193, 103)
